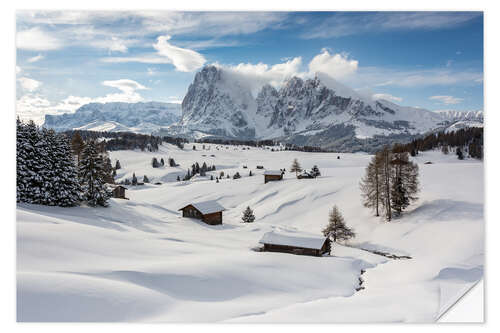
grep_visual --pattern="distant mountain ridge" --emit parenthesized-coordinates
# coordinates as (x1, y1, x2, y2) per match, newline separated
(43, 101, 181, 132)
(42, 66, 483, 152)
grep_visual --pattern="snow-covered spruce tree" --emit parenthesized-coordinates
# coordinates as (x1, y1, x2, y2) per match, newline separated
(241, 206, 256, 223)
(311, 165, 321, 178)
(132, 172, 138, 185)
(115, 160, 121, 170)
(102, 156, 114, 184)
(152, 157, 160, 168)
(50, 132, 81, 206)
(233, 172, 241, 179)
(290, 158, 302, 176)
(322, 205, 355, 243)
(160, 158, 165, 166)
(143, 175, 149, 183)
(79, 140, 111, 207)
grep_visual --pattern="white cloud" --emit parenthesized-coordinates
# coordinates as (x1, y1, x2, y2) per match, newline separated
(308, 49, 358, 79)
(27, 54, 44, 63)
(89, 36, 132, 53)
(16, 27, 62, 51)
(153, 35, 206, 72)
(372, 93, 403, 102)
(16, 66, 22, 74)
(18, 77, 42, 92)
(17, 78, 149, 124)
(429, 95, 464, 105)
(101, 35, 206, 72)
(102, 79, 147, 94)
(218, 57, 303, 95)
(101, 55, 171, 64)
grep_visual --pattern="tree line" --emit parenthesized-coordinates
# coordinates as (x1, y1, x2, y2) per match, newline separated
(399, 127, 483, 159)
(63, 129, 188, 152)
(17, 119, 114, 207)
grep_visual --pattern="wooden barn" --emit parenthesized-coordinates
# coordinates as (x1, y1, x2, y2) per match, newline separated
(179, 200, 226, 225)
(111, 185, 128, 199)
(259, 231, 331, 257)
(263, 170, 284, 184)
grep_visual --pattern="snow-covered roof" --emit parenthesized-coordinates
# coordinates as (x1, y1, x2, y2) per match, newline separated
(179, 200, 226, 215)
(264, 170, 283, 176)
(259, 231, 328, 250)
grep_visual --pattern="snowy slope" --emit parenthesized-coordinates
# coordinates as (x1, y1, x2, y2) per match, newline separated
(17, 145, 483, 322)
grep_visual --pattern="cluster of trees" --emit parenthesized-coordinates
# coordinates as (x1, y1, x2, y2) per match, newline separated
(289, 159, 321, 178)
(182, 161, 216, 180)
(152, 157, 178, 168)
(400, 127, 483, 160)
(360, 145, 419, 221)
(17, 120, 113, 207)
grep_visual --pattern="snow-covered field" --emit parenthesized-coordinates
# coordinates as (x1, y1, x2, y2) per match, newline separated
(16, 143, 484, 322)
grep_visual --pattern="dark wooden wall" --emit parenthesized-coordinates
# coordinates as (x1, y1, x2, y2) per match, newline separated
(264, 174, 283, 184)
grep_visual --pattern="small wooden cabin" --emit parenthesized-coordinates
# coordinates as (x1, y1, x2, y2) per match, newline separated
(264, 170, 284, 184)
(111, 185, 127, 199)
(179, 200, 226, 225)
(259, 231, 331, 257)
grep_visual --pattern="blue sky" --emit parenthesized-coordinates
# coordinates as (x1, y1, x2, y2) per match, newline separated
(16, 11, 483, 123)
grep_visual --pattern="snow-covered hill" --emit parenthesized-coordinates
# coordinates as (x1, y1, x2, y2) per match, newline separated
(17, 144, 483, 322)
(43, 101, 181, 132)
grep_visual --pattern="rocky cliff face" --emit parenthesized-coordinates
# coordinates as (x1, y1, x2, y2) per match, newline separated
(176, 65, 454, 142)
(179, 66, 256, 138)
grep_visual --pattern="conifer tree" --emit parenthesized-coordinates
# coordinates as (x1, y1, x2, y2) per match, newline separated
(160, 158, 165, 166)
(71, 131, 85, 164)
(102, 156, 114, 184)
(152, 157, 160, 168)
(241, 206, 256, 223)
(360, 154, 383, 217)
(132, 172, 137, 185)
(50, 132, 81, 206)
(290, 158, 302, 176)
(115, 160, 121, 170)
(322, 205, 355, 243)
(249, 170, 253, 176)
(79, 141, 111, 207)
(143, 175, 149, 183)
(177, 175, 181, 181)
(311, 165, 321, 178)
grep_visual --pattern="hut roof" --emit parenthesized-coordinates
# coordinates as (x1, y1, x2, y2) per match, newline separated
(259, 231, 327, 250)
(264, 170, 283, 176)
(179, 200, 226, 215)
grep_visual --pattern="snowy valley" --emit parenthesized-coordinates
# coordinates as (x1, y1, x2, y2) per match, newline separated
(17, 143, 483, 322)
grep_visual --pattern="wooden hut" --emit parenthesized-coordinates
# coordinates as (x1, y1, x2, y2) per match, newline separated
(179, 200, 226, 225)
(264, 170, 284, 184)
(259, 231, 331, 257)
(111, 185, 128, 199)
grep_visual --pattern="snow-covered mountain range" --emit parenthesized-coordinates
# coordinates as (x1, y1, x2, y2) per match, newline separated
(43, 65, 482, 150)
(164, 65, 483, 148)
(43, 101, 181, 133)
